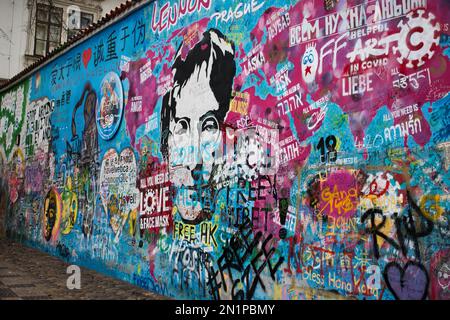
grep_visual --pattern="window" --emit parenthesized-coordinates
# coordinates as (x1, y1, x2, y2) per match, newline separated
(68, 12, 94, 39)
(34, 4, 63, 56)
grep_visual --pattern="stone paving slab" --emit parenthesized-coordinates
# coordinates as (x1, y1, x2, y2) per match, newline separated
(0, 239, 170, 300)
(0, 272, 24, 278)
(10, 287, 51, 297)
(0, 277, 38, 286)
(0, 287, 18, 297)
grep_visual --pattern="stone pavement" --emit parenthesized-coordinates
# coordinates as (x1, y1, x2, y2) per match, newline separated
(0, 239, 169, 300)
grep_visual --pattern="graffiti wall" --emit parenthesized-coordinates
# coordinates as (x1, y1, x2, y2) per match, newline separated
(0, 0, 449, 300)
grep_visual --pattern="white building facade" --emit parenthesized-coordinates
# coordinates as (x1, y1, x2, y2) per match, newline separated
(0, 0, 125, 85)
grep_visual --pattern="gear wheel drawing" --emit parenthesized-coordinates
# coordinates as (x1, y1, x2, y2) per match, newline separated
(393, 9, 440, 68)
(143, 189, 156, 215)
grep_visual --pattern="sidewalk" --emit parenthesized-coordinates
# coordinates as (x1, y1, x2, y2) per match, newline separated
(0, 239, 169, 300)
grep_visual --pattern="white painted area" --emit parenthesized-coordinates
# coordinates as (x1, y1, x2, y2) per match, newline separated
(0, 0, 29, 81)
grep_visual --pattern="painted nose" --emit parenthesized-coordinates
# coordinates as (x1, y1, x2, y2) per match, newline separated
(190, 163, 204, 184)
(186, 123, 201, 171)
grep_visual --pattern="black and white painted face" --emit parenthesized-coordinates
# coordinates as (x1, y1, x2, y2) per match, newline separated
(168, 61, 222, 223)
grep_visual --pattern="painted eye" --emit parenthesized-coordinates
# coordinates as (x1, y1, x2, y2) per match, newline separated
(201, 116, 218, 133)
(303, 55, 309, 64)
(172, 119, 191, 148)
(307, 54, 314, 63)
(174, 119, 189, 136)
(201, 116, 220, 146)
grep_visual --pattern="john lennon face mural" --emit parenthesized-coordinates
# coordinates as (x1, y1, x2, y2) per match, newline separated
(160, 29, 236, 224)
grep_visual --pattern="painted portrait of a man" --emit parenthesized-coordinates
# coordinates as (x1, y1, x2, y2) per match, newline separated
(160, 29, 236, 225)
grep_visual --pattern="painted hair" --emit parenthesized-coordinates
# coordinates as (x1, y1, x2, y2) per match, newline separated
(160, 28, 236, 158)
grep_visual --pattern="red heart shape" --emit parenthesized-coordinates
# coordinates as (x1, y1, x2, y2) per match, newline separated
(82, 48, 92, 68)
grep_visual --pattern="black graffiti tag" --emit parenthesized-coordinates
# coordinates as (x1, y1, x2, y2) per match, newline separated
(362, 191, 434, 261)
(207, 216, 284, 300)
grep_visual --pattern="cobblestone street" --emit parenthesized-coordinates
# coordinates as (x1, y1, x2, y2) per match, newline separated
(0, 240, 168, 300)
